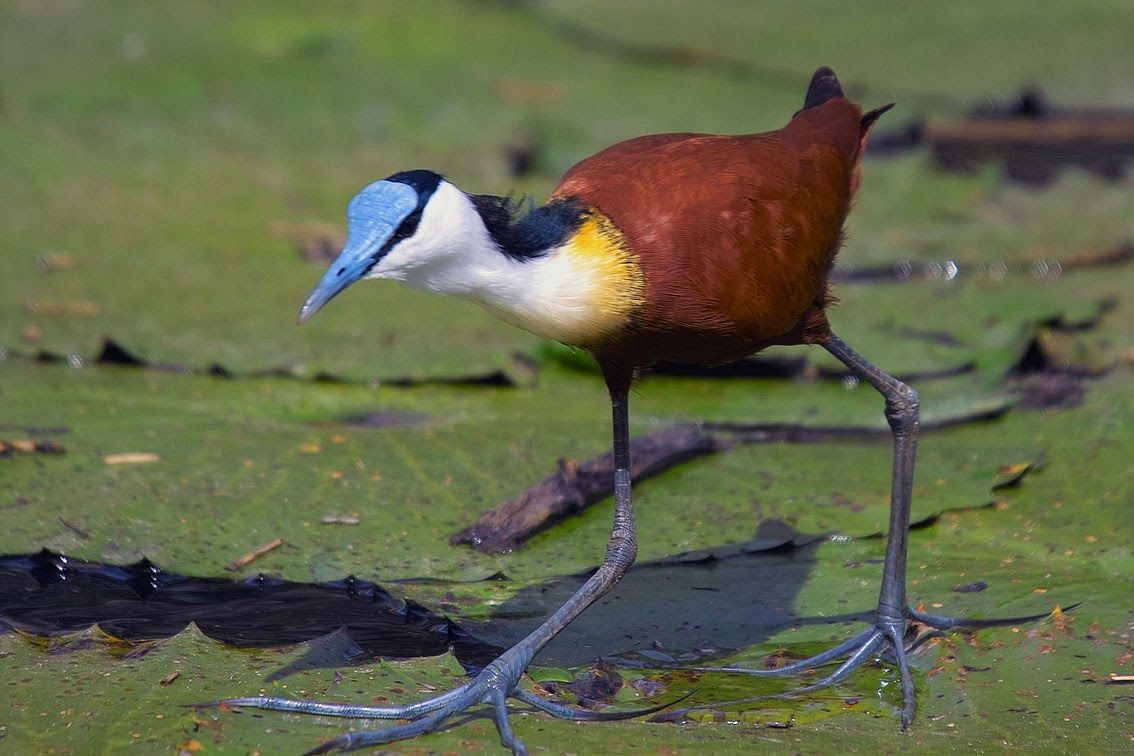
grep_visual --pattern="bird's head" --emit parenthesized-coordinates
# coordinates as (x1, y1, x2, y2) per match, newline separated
(299, 169, 475, 323)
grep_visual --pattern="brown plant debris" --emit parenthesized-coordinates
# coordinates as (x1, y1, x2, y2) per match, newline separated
(20, 324, 42, 343)
(452, 402, 1009, 554)
(0, 439, 65, 458)
(224, 538, 284, 571)
(538, 661, 625, 709)
(868, 88, 1134, 185)
(35, 252, 78, 272)
(452, 426, 721, 553)
(103, 452, 160, 465)
(927, 89, 1134, 185)
(321, 515, 360, 525)
(58, 516, 89, 539)
(992, 461, 1041, 490)
(23, 299, 102, 317)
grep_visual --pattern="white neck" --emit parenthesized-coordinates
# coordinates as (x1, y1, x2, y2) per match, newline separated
(368, 180, 632, 347)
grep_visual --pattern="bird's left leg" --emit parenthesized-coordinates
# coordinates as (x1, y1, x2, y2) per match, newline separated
(692, 333, 1051, 727)
(751, 330, 927, 724)
(821, 333, 1055, 723)
(200, 384, 647, 754)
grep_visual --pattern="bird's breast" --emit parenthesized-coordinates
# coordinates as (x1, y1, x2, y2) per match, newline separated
(477, 210, 645, 348)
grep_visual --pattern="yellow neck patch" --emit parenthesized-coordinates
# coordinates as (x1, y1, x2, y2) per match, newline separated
(558, 210, 645, 345)
(468, 207, 644, 348)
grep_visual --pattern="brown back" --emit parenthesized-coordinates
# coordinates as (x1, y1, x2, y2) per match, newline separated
(553, 99, 868, 368)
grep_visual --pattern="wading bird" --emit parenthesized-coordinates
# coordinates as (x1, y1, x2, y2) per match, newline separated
(216, 68, 1032, 753)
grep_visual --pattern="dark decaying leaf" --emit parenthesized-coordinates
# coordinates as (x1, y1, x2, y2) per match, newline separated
(0, 550, 501, 675)
(20, 336, 535, 388)
(832, 241, 1133, 282)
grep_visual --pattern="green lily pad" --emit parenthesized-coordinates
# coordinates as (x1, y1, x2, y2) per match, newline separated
(3, 0, 1134, 753)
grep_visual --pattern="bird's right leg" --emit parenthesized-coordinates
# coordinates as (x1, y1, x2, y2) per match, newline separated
(680, 333, 1053, 727)
(199, 382, 643, 754)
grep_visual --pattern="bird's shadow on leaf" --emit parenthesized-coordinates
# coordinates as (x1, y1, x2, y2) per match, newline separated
(467, 519, 866, 668)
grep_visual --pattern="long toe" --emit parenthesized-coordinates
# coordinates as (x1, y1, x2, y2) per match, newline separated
(695, 627, 879, 677)
(909, 602, 1074, 630)
(302, 707, 455, 754)
(211, 652, 662, 754)
(512, 686, 696, 722)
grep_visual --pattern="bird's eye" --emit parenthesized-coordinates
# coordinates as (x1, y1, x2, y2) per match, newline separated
(381, 208, 424, 252)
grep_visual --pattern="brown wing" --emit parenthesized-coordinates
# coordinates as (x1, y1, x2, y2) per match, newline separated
(552, 99, 865, 366)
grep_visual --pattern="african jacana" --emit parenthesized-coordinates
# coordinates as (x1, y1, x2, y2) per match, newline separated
(219, 68, 1029, 753)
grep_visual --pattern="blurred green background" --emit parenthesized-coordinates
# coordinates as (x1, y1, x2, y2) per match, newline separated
(2, 1, 1132, 752)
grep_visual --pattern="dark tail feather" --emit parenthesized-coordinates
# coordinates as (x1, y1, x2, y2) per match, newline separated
(802, 66, 844, 110)
(861, 103, 895, 131)
(799, 68, 896, 136)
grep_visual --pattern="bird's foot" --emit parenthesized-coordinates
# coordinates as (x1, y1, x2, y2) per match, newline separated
(683, 601, 1067, 729)
(200, 653, 683, 755)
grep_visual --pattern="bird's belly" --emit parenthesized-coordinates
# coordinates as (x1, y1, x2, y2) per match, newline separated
(611, 329, 778, 367)
(606, 294, 828, 368)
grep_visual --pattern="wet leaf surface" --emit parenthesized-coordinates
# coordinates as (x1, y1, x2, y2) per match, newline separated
(2, 0, 1133, 752)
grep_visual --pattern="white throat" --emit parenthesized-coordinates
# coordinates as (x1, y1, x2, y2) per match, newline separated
(368, 180, 641, 347)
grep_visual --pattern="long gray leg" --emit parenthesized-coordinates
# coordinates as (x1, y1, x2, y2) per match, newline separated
(204, 384, 641, 754)
(823, 333, 919, 632)
(683, 333, 919, 719)
(824, 332, 921, 726)
(672, 332, 1061, 728)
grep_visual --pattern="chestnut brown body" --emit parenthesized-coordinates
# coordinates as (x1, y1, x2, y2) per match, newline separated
(553, 99, 872, 377)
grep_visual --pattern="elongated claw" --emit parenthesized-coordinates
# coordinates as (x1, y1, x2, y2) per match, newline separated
(691, 627, 878, 677)
(909, 601, 1078, 630)
(512, 686, 696, 721)
(302, 706, 455, 754)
